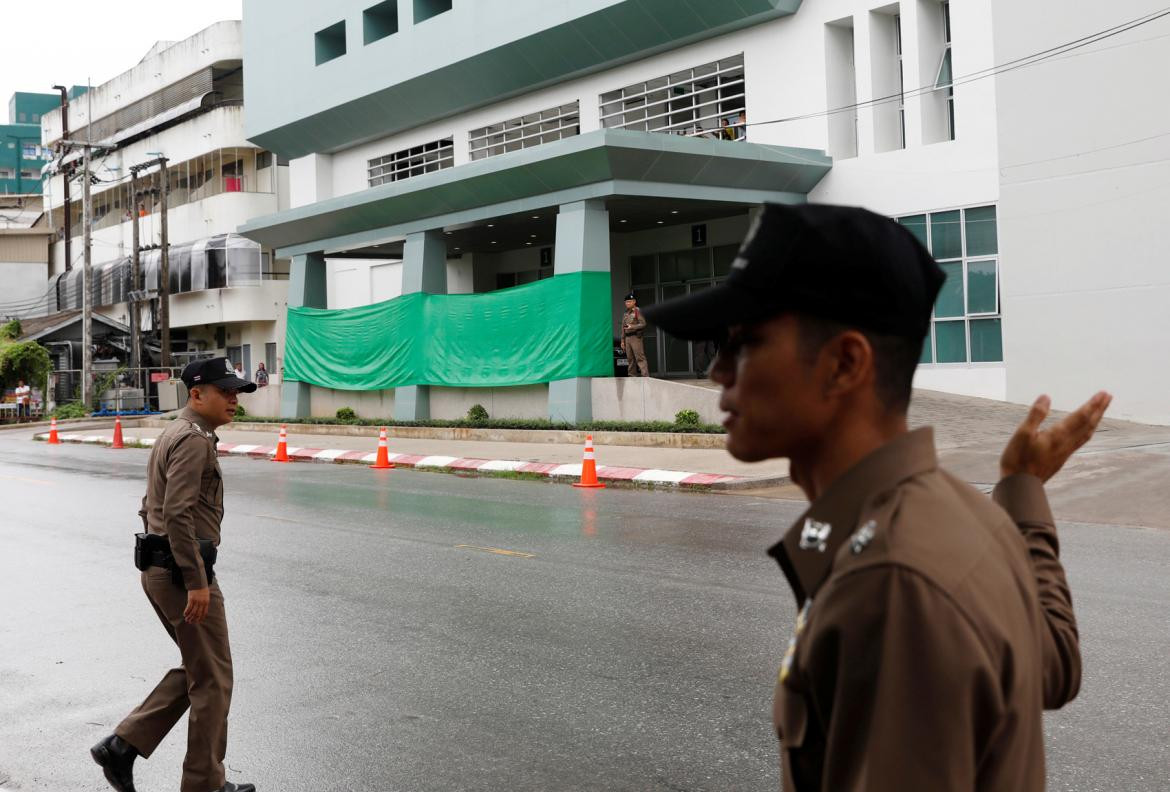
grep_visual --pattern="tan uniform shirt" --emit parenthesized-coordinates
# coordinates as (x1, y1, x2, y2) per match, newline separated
(771, 428, 1079, 791)
(138, 407, 224, 590)
(622, 307, 646, 338)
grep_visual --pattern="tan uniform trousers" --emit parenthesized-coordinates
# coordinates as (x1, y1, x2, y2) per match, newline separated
(116, 568, 233, 792)
(625, 335, 649, 377)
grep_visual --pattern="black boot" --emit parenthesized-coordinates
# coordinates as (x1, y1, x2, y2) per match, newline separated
(90, 734, 138, 792)
(214, 784, 256, 792)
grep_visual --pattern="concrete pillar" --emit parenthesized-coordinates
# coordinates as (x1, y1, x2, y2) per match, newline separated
(395, 230, 447, 421)
(548, 199, 611, 423)
(280, 251, 327, 418)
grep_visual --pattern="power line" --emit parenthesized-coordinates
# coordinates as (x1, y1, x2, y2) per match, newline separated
(746, 6, 1170, 129)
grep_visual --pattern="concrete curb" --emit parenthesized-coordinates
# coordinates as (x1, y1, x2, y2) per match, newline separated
(33, 432, 784, 492)
(135, 419, 729, 449)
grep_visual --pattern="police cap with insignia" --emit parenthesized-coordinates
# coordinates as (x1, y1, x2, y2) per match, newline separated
(180, 357, 258, 393)
(624, 292, 637, 301)
(642, 203, 944, 341)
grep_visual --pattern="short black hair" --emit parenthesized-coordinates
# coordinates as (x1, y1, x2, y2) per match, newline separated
(796, 315, 922, 414)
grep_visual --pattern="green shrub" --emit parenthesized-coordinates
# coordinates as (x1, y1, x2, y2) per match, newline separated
(52, 401, 89, 419)
(197, 415, 726, 433)
(234, 404, 246, 418)
(335, 407, 357, 423)
(467, 404, 489, 422)
(674, 409, 701, 427)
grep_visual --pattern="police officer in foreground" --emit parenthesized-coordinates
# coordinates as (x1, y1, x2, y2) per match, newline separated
(621, 292, 649, 377)
(644, 203, 1111, 791)
(90, 358, 257, 792)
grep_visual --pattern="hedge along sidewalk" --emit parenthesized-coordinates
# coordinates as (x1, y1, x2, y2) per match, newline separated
(136, 418, 730, 450)
(34, 429, 788, 491)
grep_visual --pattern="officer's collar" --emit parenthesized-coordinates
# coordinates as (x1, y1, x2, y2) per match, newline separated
(768, 427, 938, 604)
(179, 406, 219, 440)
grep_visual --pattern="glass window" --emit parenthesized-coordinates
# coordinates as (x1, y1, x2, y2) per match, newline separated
(659, 253, 679, 282)
(967, 259, 997, 314)
(964, 205, 997, 256)
(630, 255, 655, 285)
(930, 210, 962, 259)
(935, 261, 964, 317)
(919, 332, 933, 364)
(713, 244, 738, 276)
(935, 321, 966, 363)
(899, 215, 928, 249)
(225, 237, 262, 286)
(970, 318, 1003, 362)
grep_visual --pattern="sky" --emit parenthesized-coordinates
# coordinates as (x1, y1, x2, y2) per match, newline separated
(1, 0, 243, 123)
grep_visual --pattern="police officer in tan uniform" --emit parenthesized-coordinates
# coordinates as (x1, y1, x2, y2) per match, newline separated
(646, 203, 1111, 791)
(621, 292, 649, 377)
(91, 357, 257, 792)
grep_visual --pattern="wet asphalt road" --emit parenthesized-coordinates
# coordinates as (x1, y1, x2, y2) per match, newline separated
(1, 431, 1168, 792)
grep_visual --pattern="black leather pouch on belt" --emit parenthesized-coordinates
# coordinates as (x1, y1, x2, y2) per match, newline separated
(134, 532, 217, 585)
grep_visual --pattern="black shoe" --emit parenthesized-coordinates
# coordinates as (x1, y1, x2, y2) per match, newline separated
(214, 784, 256, 792)
(90, 734, 138, 792)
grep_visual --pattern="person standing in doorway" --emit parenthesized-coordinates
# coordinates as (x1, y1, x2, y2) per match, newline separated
(254, 362, 268, 388)
(90, 357, 257, 792)
(621, 292, 649, 377)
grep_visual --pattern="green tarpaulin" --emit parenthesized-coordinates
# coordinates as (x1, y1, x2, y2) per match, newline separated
(283, 271, 613, 390)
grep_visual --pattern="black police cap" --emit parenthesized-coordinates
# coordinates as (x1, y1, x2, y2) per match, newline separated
(181, 357, 257, 393)
(643, 203, 944, 342)
(624, 292, 637, 301)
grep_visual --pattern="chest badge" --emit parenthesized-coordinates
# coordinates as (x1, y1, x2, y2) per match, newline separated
(850, 520, 877, 555)
(798, 518, 832, 552)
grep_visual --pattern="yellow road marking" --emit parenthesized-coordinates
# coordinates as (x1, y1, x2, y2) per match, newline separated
(454, 544, 535, 559)
(0, 473, 52, 486)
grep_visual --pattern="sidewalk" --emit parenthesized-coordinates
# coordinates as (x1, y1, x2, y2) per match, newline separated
(38, 424, 789, 491)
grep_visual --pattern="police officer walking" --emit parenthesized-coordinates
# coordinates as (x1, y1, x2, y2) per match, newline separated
(645, 203, 1111, 791)
(621, 292, 649, 377)
(91, 357, 257, 792)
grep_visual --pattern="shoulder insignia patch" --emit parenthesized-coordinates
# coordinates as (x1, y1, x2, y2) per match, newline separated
(798, 518, 832, 552)
(850, 520, 877, 555)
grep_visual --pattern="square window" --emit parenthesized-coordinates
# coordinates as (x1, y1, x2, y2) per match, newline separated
(899, 215, 928, 249)
(935, 321, 967, 363)
(970, 319, 1003, 362)
(414, 0, 452, 23)
(315, 21, 347, 65)
(930, 210, 962, 259)
(964, 205, 998, 256)
(363, 1, 398, 44)
(935, 261, 964, 318)
(967, 259, 997, 314)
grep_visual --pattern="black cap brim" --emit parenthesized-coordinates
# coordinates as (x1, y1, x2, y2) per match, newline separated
(642, 280, 775, 341)
(204, 375, 257, 394)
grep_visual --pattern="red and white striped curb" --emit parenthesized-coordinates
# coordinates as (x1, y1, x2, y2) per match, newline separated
(36, 432, 754, 489)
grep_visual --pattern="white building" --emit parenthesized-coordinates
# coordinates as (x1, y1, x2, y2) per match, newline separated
(238, 0, 1170, 424)
(41, 21, 291, 381)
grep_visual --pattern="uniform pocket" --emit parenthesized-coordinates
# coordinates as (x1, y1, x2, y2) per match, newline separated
(202, 466, 223, 506)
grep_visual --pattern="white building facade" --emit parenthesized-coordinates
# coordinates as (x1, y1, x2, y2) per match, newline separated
(239, 0, 1169, 424)
(41, 21, 291, 381)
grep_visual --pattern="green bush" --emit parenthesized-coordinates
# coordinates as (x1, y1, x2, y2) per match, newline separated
(674, 409, 701, 428)
(0, 319, 21, 341)
(335, 407, 357, 423)
(234, 404, 246, 418)
(467, 404, 489, 422)
(52, 401, 89, 419)
(216, 415, 725, 434)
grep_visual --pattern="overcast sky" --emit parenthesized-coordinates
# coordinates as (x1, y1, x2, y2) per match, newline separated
(1, 0, 243, 122)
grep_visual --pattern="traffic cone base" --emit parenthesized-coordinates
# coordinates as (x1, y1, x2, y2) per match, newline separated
(273, 424, 290, 463)
(572, 434, 606, 489)
(370, 426, 395, 469)
(111, 416, 125, 449)
(47, 417, 61, 445)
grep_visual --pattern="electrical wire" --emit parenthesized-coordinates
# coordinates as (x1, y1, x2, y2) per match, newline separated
(744, 6, 1170, 129)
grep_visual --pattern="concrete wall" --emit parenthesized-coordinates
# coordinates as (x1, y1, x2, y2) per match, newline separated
(592, 378, 722, 425)
(0, 262, 48, 314)
(992, 1, 1170, 424)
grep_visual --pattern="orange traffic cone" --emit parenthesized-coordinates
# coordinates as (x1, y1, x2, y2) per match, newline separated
(47, 416, 61, 445)
(111, 416, 125, 449)
(273, 424, 290, 463)
(572, 434, 606, 489)
(369, 426, 395, 469)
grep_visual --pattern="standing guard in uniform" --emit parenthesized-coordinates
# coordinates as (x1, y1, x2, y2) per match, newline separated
(90, 357, 257, 792)
(621, 292, 649, 377)
(645, 203, 1111, 791)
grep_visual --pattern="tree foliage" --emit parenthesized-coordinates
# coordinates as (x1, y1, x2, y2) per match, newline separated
(0, 319, 51, 390)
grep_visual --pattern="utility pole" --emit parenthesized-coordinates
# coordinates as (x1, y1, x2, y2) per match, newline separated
(52, 85, 72, 271)
(81, 136, 92, 409)
(129, 167, 141, 389)
(158, 158, 171, 368)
